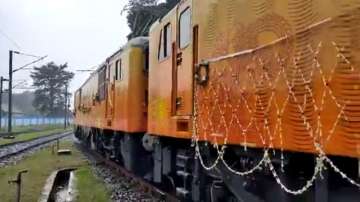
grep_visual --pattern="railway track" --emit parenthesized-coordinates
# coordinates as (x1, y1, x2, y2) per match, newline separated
(0, 131, 73, 161)
(76, 142, 180, 202)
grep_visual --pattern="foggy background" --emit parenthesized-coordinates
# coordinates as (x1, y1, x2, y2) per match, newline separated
(0, 0, 131, 104)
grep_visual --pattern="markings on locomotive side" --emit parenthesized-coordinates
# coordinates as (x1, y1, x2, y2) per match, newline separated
(210, 133, 224, 137)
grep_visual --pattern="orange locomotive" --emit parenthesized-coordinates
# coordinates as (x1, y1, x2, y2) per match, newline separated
(75, 37, 148, 132)
(75, 0, 360, 201)
(74, 37, 149, 172)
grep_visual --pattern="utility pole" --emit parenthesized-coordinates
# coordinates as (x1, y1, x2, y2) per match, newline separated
(6, 50, 46, 133)
(64, 84, 68, 129)
(0, 77, 9, 131)
(0, 76, 3, 130)
(0, 77, 8, 130)
(8, 50, 13, 133)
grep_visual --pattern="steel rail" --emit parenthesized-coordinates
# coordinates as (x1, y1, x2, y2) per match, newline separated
(0, 131, 73, 160)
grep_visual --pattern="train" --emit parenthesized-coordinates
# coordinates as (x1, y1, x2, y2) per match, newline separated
(74, 0, 360, 201)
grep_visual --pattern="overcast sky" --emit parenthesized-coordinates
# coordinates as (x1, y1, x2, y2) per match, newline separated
(0, 0, 130, 95)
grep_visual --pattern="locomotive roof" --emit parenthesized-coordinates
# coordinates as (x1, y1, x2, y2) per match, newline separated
(76, 37, 149, 92)
(94, 37, 149, 73)
(107, 36, 149, 60)
(123, 36, 149, 51)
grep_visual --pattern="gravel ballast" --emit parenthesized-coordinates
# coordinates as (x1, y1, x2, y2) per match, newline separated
(75, 140, 163, 202)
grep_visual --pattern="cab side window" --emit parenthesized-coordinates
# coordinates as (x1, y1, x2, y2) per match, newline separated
(179, 8, 191, 49)
(158, 23, 172, 60)
(158, 29, 164, 60)
(98, 66, 106, 101)
(164, 23, 171, 57)
(115, 59, 122, 80)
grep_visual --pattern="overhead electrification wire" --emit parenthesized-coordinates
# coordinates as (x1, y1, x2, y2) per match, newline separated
(12, 87, 35, 90)
(76, 69, 95, 72)
(12, 80, 27, 89)
(15, 51, 43, 58)
(12, 55, 48, 73)
(0, 27, 22, 50)
(76, 65, 98, 72)
(0, 28, 45, 61)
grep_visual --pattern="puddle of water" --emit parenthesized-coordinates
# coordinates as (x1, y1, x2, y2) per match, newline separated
(39, 168, 76, 202)
(51, 169, 76, 202)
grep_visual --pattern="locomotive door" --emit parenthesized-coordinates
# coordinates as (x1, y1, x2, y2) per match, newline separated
(105, 64, 115, 124)
(175, 1, 193, 116)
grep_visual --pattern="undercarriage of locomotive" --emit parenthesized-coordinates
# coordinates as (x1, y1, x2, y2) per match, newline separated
(74, 126, 360, 202)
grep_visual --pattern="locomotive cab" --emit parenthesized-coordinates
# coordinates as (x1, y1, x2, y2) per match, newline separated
(148, 0, 195, 139)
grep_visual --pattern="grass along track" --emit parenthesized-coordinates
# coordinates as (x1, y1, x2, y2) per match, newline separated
(0, 140, 110, 202)
(0, 124, 66, 136)
(0, 127, 72, 146)
(0, 124, 64, 132)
